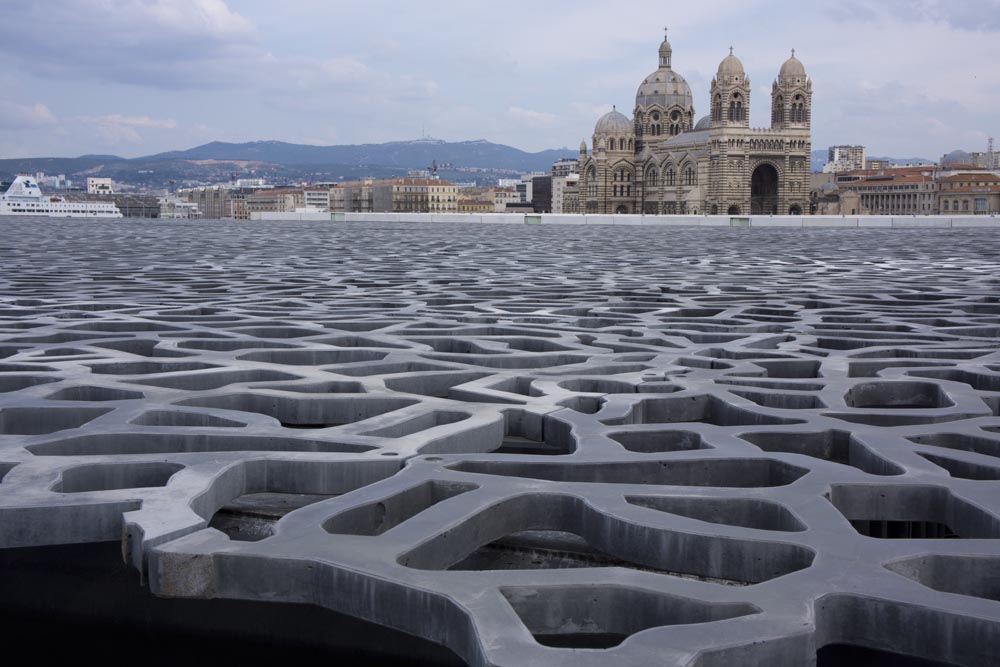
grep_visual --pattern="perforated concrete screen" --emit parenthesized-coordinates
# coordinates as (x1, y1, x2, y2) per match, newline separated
(0, 220, 998, 666)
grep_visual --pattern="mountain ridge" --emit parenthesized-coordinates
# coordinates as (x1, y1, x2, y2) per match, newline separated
(3, 141, 934, 190)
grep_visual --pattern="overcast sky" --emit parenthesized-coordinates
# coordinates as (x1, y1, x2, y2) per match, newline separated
(1, 0, 997, 160)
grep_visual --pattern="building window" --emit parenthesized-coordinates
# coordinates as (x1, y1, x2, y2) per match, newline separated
(666, 168, 676, 186)
(727, 94, 745, 122)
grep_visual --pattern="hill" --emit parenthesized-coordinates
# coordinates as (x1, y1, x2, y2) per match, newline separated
(0, 139, 575, 190)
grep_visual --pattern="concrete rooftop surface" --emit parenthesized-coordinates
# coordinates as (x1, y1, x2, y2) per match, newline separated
(1, 220, 999, 666)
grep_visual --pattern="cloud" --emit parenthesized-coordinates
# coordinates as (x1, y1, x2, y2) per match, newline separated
(828, 0, 1000, 30)
(0, 101, 58, 129)
(507, 107, 559, 127)
(0, 1, 996, 158)
(78, 114, 178, 145)
(0, 0, 256, 89)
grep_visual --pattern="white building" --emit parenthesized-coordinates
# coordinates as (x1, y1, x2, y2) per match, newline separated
(87, 177, 115, 195)
(158, 196, 200, 219)
(304, 189, 331, 211)
(823, 146, 867, 173)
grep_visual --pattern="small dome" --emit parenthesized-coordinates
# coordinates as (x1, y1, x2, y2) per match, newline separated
(580, 139, 587, 153)
(780, 52, 806, 79)
(694, 115, 711, 131)
(718, 48, 745, 77)
(941, 150, 975, 169)
(594, 108, 633, 137)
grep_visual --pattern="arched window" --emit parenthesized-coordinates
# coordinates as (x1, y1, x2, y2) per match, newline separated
(628, 139, 634, 151)
(684, 166, 696, 186)
(774, 97, 784, 124)
(646, 168, 658, 187)
(713, 95, 722, 122)
(666, 167, 676, 186)
(792, 96, 806, 123)
(728, 94, 744, 122)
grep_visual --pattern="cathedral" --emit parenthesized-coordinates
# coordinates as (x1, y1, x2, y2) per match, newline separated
(578, 32, 812, 216)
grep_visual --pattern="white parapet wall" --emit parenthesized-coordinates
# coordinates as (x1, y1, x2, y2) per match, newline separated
(257, 211, 1000, 228)
(251, 212, 332, 222)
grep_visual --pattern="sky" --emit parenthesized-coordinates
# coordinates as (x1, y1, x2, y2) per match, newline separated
(0, 0, 998, 160)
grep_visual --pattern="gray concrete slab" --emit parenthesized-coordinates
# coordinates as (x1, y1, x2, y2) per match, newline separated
(0, 219, 999, 666)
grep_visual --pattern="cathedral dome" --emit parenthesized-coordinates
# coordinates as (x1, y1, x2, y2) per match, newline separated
(694, 115, 711, 131)
(636, 70, 693, 110)
(940, 150, 975, 169)
(717, 49, 745, 77)
(635, 30, 693, 111)
(593, 108, 633, 137)
(780, 52, 806, 78)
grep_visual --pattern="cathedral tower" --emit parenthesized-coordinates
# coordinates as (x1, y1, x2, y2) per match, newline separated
(772, 50, 812, 129)
(710, 48, 751, 128)
(634, 29, 695, 152)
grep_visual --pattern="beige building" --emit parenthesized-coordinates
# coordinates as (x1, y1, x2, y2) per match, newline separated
(458, 187, 495, 213)
(428, 181, 458, 213)
(579, 34, 812, 215)
(182, 185, 229, 219)
(246, 189, 304, 215)
(938, 173, 1000, 215)
(552, 174, 580, 213)
(457, 199, 494, 213)
(368, 178, 457, 213)
(493, 187, 520, 212)
(331, 180, 375, 213)
(226, 191, 250, 220)
(835, 167, 937, 215)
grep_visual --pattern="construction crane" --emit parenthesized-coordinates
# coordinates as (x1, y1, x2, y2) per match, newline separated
(428, 160, 438, 177)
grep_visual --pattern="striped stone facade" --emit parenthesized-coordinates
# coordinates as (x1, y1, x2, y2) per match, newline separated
(579, 34, 812, 216)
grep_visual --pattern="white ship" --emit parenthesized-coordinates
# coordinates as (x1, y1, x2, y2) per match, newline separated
(0, 175, 122, 218)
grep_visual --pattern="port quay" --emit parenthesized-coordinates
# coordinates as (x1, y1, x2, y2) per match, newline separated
(0, 218, 998, 665)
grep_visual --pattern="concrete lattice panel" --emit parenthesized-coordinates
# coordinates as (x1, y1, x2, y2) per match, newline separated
(1, 220, 1000, 666)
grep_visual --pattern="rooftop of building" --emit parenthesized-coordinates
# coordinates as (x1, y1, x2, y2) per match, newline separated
(938, 173, 1000, 183)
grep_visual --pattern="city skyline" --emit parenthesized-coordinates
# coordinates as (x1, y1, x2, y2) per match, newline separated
(1, 0, 997, 160)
